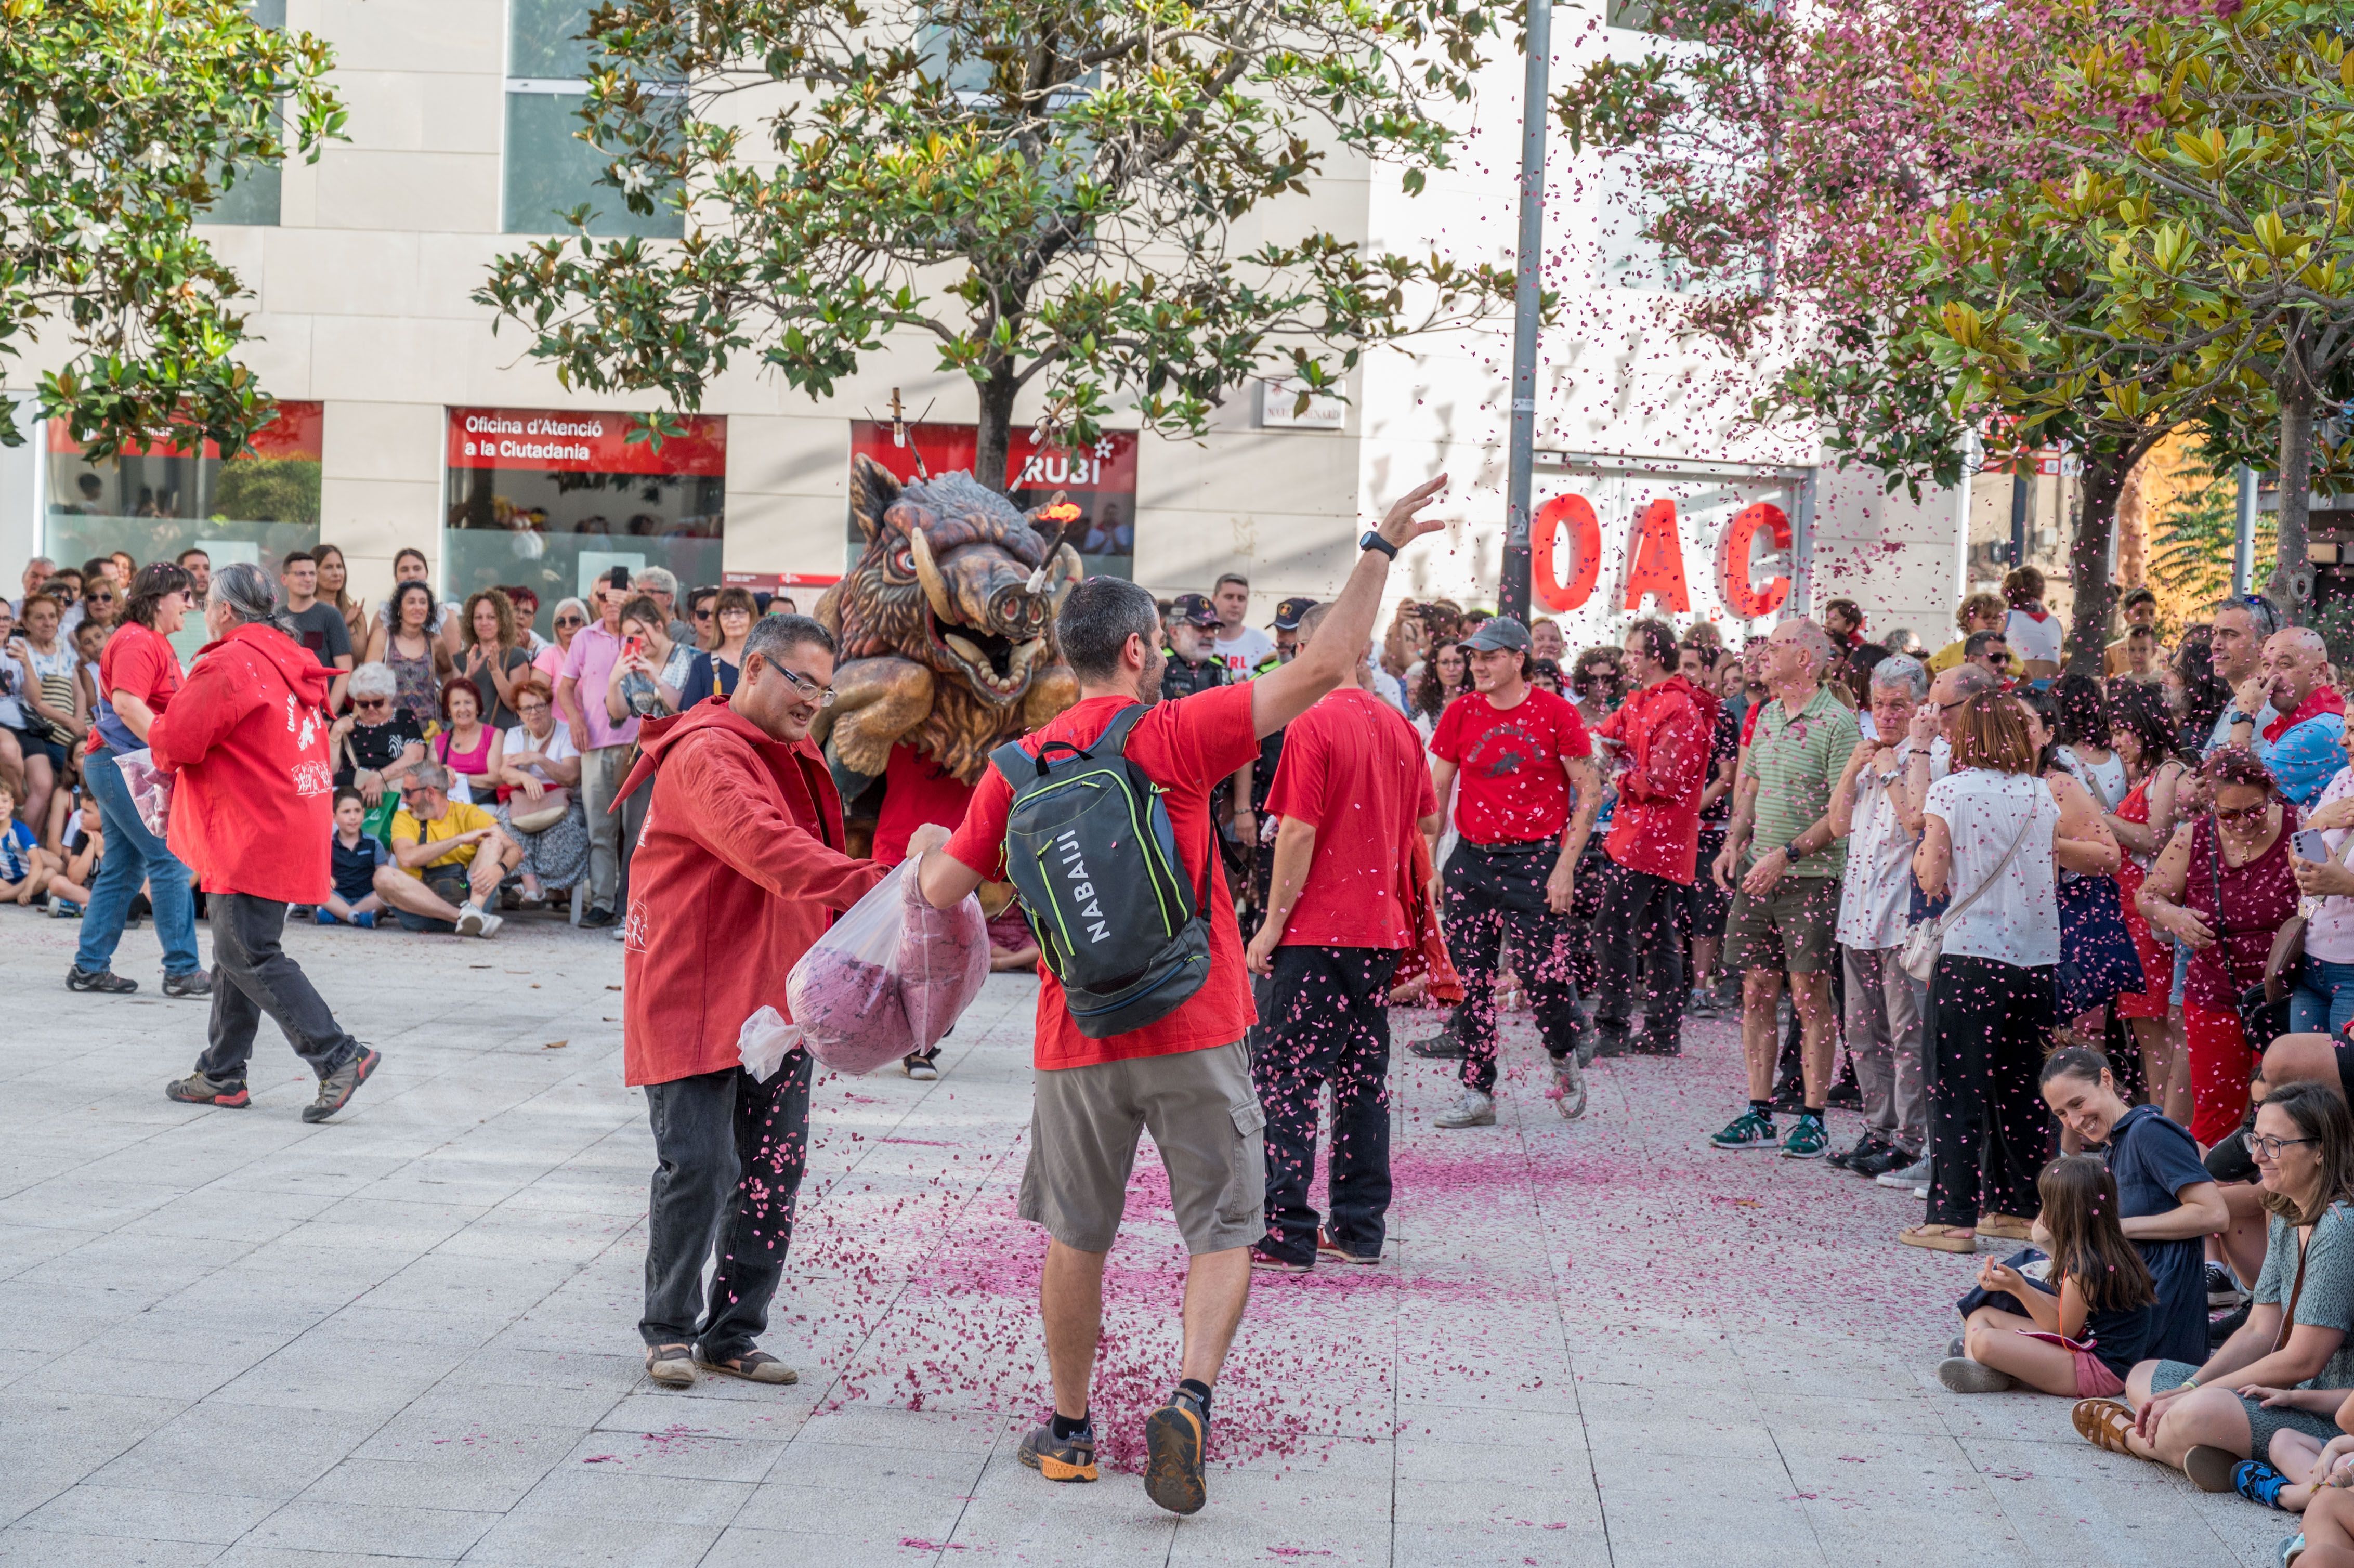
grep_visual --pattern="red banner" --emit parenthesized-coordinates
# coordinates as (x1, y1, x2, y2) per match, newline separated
(848, 420, 1138, 495)
(446, 408, 728, 477)
(723, 571, 841, 590)
(47, 400, 324, 462)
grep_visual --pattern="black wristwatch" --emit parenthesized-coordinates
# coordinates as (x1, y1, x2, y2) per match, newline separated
(1359, 529, 1398, 559)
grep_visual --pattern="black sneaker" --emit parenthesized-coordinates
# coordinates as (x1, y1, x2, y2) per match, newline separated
(2209, 1301, 2251, 1350)
(1406, 1027, 1466, 1060)
(2207, 1262, 2249, 1309)
(1830, 1134, 1892, 1172)
(1142, 1388, 1210, 1515)
(1851, 1144, 1914, 1180)
(1017, 1422, 1099, 1483)
(1825, 1078, 1864, 1110)
(161, 970, 212, 999)
(303, 1049, 382, 1123)
(66, 966, 137, 994)
(1590, 1020, 1636, 1060)
(580, 905, 618, 930)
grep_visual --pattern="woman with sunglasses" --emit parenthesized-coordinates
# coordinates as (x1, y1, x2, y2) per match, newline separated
(492, 675, 586, 905)
(685, 586, 718, 651)
(2140, 747, 2301, 1149)
(678, 585, 757, 708)
(66, 561, 209, 998)
(2076, 1083, 2354, 1510)
(365, 580, 455, 730)
(331, 662, 426, 806)
(1570, 645, 1626, 732)
(534, 597, 590, 686)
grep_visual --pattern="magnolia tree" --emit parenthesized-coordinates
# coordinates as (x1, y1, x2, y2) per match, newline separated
(1, 0, 343, 456)
(475, 0, 1519, 491)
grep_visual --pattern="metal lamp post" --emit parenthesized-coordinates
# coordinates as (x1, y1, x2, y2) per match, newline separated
(1499, 0, 1551, 623)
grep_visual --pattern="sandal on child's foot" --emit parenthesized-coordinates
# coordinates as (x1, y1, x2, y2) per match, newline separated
(2071, 1397, 2136, 1455)
(2235, 1459, 2293, 1510)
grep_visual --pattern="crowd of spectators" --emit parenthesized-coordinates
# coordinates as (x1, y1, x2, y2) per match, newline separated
(4, 549, 791, 952)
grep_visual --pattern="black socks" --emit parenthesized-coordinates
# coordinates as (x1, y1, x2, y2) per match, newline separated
(1177, 1378, 1212, 1416)
(1750, 1099, 1773, 1116)
(1051, 1409, 1091, 1441)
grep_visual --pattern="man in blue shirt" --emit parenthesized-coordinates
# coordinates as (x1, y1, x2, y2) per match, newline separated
(2223, 626, 2344, 807)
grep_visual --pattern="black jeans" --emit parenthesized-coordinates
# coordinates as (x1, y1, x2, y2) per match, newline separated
(1443, 842, 1585, 1092)
(1593, 864, 1686, 1047)
(195, 893, 362, 1083)
(640, 1051, 813, 1358)
(1251, 946, 1398, 1265)
(1926, 953, 2055, 1227)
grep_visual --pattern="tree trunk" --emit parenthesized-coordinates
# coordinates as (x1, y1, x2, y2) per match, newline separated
(973, 361, 1019, 498)
(2271, 365, 2318, 626)
(2063, 449, 2129, 679)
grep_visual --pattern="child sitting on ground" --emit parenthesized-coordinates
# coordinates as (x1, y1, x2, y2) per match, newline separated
(319, 786, 387, 928)
(0, 780, 53, 905)
(45, 796, 102, 917)
(1939, 1154, 2158, 1397)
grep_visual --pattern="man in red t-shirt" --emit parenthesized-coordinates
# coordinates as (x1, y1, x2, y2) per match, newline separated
(1239, 604, 1440, 1271)
(912, 477, 1449, 1514)
(1591, 617, 1715, 1058)
(1424, 616, 1601, 1129)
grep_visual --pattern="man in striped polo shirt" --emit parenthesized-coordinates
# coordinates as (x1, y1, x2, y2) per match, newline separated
(1708, 617, 1860, 1159)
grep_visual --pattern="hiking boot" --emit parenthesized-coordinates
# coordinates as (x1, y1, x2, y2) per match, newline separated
(1780, 1113, 1830, 1160)
(1143, 1387, 1211, 1515)
(1017, 1422, 1099, 1483)
(1550, 1054, 1588, 1121)
(161, 970, 212, 999)
(164, 1071, 250, 1108)
(302, 1049, 382, 1124)
(66, 965, 136, 994)
(1709, 1108, 1778, 1151)
(1433, 1089, 1496, 1129)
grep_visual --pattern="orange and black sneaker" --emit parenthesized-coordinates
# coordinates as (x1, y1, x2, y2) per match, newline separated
(1143, 1387, 1210, 1515)
(1016, 1422, 1098, 1483)
(164, 1071, 249, 1108)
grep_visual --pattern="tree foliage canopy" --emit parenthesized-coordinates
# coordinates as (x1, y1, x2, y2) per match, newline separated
(0, 0, 343, 456)
(474, 0, 1520, 486)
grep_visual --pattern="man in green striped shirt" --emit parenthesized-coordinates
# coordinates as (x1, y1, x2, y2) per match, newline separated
(1708, 617, 1860, 1159)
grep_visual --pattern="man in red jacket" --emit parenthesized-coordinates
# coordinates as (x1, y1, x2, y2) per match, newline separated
(617, 613, 888, 1391)
(148, 563, 381, 1123)
(1591, 617, 1716, 1058)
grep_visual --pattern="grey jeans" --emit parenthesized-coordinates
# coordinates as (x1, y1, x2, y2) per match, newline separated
(640, 1052, 812, 1358)
(578, 743, 640, 912)
(195, 893, 362, 1083)
(1843, 943, 1926, 1154)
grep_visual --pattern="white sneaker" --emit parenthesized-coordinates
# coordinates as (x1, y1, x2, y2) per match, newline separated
(1434, 1089, 1496, 1129)
(1552, 1056, 1587, 1121)
(1877, 1155, 1931, 1191)
(454, 902, 486, 937)
(474, 911, 505, 940)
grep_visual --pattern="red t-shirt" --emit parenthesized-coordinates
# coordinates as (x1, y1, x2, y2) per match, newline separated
(945, 685, 1259, 1070)
(90, 622, 183, 754)
(870, 742, 978, 864)
(1264, 689, 1438, 950)
(1741, 701, 1763, 749)
(1429, 687, 1590, 845)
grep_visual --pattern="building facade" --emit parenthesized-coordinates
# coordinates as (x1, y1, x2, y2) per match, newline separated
(0, 1, 1972, 648)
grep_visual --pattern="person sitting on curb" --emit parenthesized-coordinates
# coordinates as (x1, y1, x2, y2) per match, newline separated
(321, 786, 387, 927)
(372, 762, 518, 936)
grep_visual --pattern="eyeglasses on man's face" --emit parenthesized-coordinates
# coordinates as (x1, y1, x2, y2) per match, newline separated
(775, 665, 836, 707)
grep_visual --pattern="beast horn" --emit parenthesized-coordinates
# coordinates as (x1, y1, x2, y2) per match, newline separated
(1049, 543, 1083, 612)
(906, 527, 957, 625)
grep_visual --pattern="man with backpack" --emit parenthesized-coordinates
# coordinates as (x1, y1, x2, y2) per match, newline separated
(910, 475, 1449, 1517)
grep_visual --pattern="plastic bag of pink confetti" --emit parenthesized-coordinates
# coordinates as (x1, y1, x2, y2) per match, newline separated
(897, 865, 989, 1051)
(786, 866, 915, 1074)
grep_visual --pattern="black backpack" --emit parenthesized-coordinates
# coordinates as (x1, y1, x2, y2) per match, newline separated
(991, 704, 1212, 1039)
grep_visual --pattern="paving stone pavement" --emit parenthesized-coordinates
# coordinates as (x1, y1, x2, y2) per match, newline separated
(0, 909, 2295, 1566)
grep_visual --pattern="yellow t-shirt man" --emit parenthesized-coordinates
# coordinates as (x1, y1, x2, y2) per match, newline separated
(390, 799, 498, 878)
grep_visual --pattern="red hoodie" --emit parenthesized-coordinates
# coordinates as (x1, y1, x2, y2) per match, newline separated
(147, 622, 337, 905)
(1595, 673, 1717, 884)
(616, 697, 890, 1087)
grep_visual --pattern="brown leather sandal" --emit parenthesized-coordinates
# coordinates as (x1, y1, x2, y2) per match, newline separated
(2073, 1398, 2136, 1455)
(645, 1342, 694, 1388)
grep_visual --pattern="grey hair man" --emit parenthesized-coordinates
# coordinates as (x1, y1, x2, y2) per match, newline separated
(1824, 651, 1932, 1179)
(2206, 594, 2282, 751)
(371, 761, 518, 937)
(634, 565, 691, 645)
(1708, 616, 1860, 1159)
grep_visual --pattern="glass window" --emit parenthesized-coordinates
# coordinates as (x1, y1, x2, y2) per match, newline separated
(42, 402, 323, 574)
(201, 0, 288, 227)
(503, 1, 682, 238)
(444, 408, 726, 637)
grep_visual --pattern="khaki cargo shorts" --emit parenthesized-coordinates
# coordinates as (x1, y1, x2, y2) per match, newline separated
(1020, 1040, 1267, 1255)
(1725, 871, 1841, 975)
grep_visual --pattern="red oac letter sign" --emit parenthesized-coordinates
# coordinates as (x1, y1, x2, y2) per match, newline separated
(1531, 492, 1789, 621)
